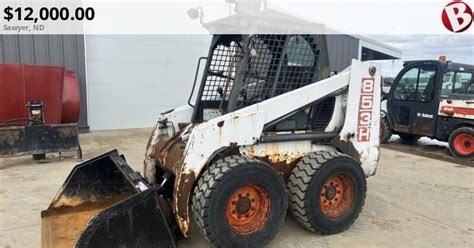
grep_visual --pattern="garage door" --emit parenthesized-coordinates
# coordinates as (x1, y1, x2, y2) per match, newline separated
(86, 35, 211, 130)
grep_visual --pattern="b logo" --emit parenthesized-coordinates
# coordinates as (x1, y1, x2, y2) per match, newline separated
(442, 1, 473, 33)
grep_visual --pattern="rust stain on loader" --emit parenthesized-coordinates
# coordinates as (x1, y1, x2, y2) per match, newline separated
(243, 143, 302, 182)
(41, 194, 131, 248)
(256, 156, 299, 182)
(174, 170, 196, 236)
(149, 125, 196, 236)
(331, 134, 361, 163)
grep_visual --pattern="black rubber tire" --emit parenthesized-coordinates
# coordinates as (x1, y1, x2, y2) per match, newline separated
(398, 133, 420, 144)
(448, 127, 473, 160)
(191, 155, 288, 247)
(287, 151, 366, 234)
(380, 117, 392, 144)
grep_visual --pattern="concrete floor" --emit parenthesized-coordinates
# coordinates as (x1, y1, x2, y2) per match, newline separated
(0, 128, 473, 248)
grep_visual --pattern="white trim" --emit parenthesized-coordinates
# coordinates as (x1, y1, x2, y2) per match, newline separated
(357, 39, 362, 60)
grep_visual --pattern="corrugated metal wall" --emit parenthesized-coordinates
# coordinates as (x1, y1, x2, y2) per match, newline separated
(326, 35, 359, 72)
(0, 35, 88, 127)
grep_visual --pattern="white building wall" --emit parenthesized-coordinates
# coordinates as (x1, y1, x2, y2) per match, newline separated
(86, 35, 211, 130)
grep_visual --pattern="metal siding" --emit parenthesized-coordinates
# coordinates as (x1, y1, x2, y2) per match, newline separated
(326, 35, 359, 72)
(0, 36, 3, 60)
(33, 35, 51, 64)
(62, 36, 78, 75)
(86, 35, 212, 130)
(75, 36, 88, 128)
(48, 36, 65, 65)
(18, 36, 35, 64)
(2, 35, 20, 62)
(0, 35, 88, 127)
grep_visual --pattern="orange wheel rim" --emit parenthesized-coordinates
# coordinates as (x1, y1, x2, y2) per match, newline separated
(454, 133, 473, 156)
(226, 184, 271, 235)
(319, 174, 355, 219)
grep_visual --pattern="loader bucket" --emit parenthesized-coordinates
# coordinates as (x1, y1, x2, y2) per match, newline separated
(41, 150, 176, 248)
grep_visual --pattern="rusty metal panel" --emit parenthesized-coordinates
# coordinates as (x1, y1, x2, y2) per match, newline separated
(0, 124, 79, 157)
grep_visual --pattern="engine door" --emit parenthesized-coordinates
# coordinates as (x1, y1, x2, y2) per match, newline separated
(387, 62, 440, 137)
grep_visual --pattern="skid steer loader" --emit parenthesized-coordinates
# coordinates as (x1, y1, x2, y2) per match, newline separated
(41, 34, 381, 247)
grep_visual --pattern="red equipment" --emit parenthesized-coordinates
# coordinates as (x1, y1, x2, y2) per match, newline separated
(0, 64, 80, 125)
(0, 64, 82, 159)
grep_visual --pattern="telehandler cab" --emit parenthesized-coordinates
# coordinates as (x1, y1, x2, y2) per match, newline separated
(41, 34, 381, 247)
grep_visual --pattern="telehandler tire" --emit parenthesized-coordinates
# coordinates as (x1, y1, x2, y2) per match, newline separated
(288, 151, 366, 234)
(380, 117, 392, 144)
(448, 127, 473, 160)
(192, 155, 287, 247)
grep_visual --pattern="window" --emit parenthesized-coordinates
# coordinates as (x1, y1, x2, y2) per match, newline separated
(441, 71, 455, 94)
(468, 83, 474, 95)
(394, 66, 437, 102)
(416, 68, 436, 101)
(441, 71, 473, 95)
(285, 35, 315, 67)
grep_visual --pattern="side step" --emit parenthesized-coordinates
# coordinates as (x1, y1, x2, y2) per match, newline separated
(41, 150, 176, 248)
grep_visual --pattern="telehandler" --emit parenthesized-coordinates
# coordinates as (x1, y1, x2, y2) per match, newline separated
(41, 34, 381, 247)
(380, 58, 473, 160)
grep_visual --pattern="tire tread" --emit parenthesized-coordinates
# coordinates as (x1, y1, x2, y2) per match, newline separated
(287, 151, 366, 234)
(192, 155, 285, 247)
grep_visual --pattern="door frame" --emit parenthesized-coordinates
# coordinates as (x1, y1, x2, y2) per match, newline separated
(387, 60, 443, 137)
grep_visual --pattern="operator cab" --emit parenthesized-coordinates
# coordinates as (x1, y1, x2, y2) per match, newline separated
(190, 34, 336, 132)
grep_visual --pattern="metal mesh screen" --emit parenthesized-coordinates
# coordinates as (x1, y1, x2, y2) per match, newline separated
(236, 34, 319, 109)
(201, 41, 243, 101)
(199, 34, 319, 112)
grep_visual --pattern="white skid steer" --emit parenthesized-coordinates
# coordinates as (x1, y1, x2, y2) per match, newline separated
(41, 34, 381, 248)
